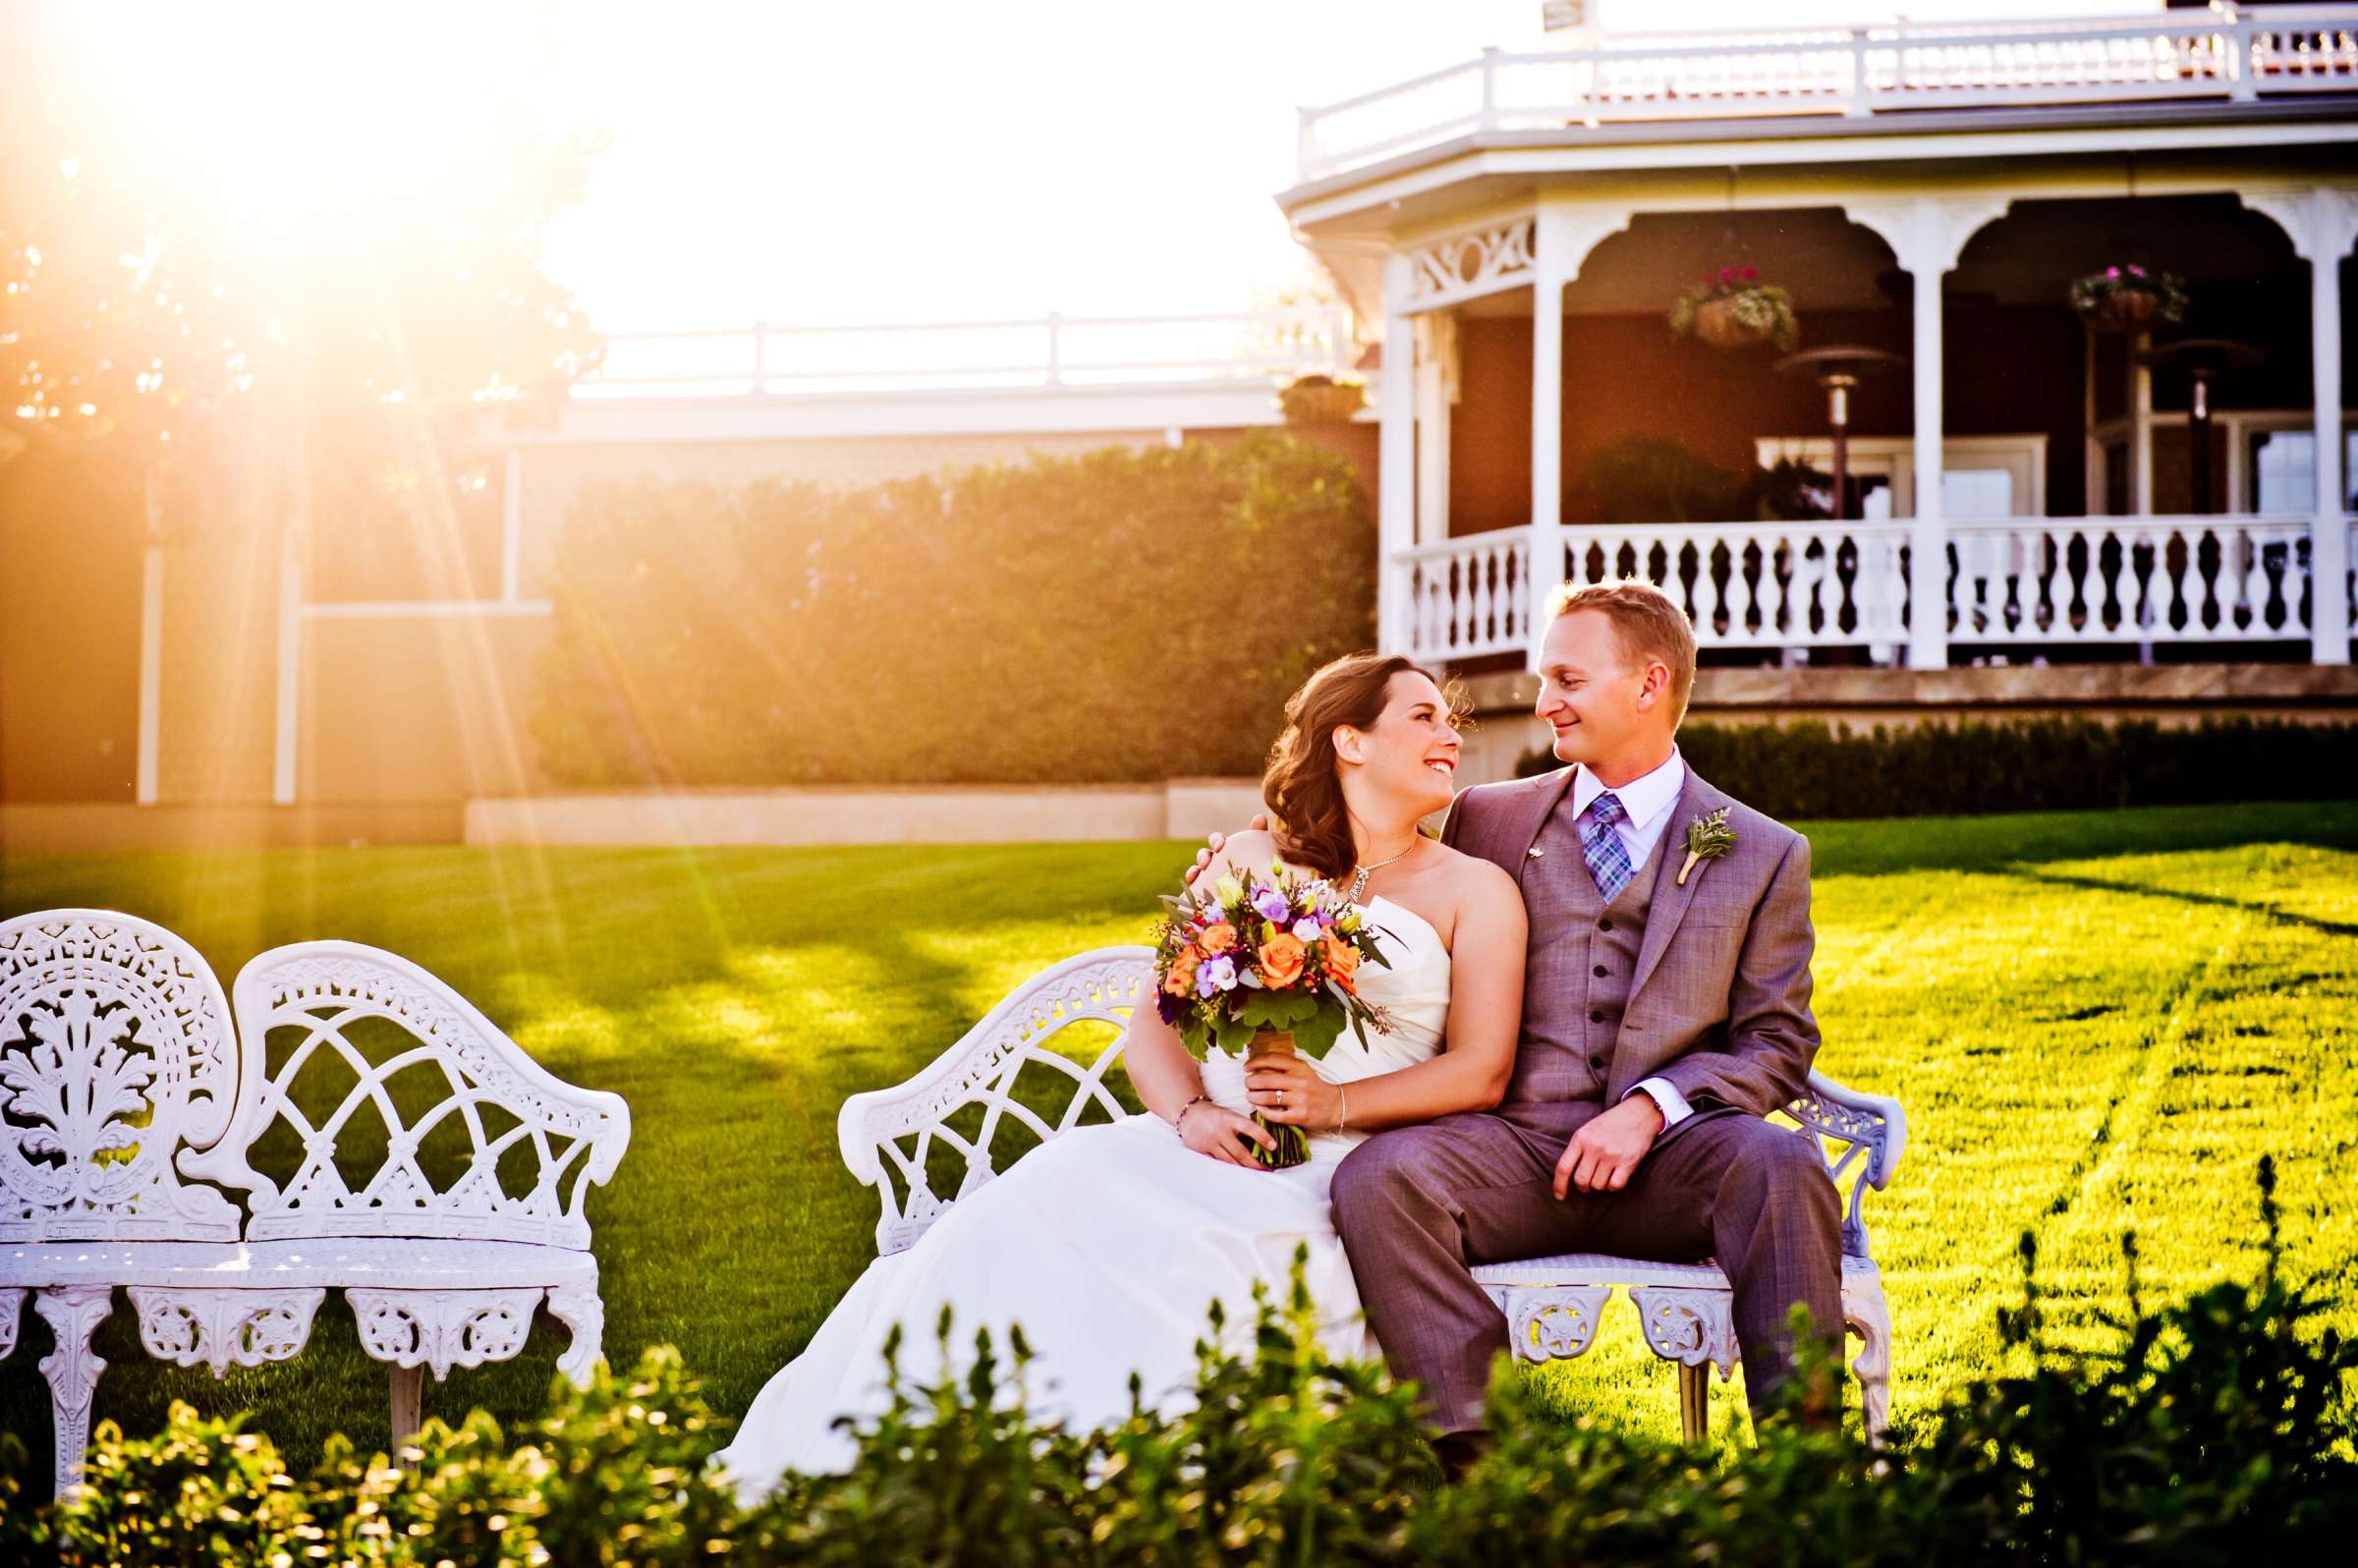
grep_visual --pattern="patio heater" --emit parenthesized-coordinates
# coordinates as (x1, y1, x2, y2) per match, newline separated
(2137, 337, 2265, 514)
(1772, 347, 1907, 519)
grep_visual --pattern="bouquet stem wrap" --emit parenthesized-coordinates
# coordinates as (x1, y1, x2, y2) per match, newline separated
(1245, 1028, 1311, 1171)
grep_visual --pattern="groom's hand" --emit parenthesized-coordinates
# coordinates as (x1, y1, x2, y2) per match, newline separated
(1183, 814, 1271, 886)
(1553, 1094, 1665, 1199)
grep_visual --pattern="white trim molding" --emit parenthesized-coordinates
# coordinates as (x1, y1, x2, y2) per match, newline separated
(1401, 218, 1536, 313)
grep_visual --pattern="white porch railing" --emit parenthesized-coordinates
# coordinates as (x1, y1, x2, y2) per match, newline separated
(1391, 515, 2349, 664)
(575, 308, 1360, 398)
(1297, 6, 2358, 181)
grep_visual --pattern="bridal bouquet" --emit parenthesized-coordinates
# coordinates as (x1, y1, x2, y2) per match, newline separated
(1153, 865, 1392, 1169)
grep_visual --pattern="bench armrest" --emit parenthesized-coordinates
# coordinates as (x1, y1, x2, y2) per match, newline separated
(1788, 1069, 1907, 1260)
(838, 946, 1151, 1255)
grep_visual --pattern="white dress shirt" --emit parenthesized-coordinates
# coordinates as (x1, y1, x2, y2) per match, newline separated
(1570, 748, 1696, 1131)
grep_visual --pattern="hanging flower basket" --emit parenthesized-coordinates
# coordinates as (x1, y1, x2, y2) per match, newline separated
(2069, 264, 2188, 333)
(1669, 267, 1799, 353)
(1278, 373, 1367, 423)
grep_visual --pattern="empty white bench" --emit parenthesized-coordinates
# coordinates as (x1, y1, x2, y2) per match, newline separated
(835, 946, 1903, 1443)
(0, 910, 632, 1498)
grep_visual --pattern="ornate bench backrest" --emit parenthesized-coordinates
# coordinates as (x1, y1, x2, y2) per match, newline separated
(838, 947, 1148, 1257)
(180, 941, 631, 1248)
(840, 946, 1910, 1263)
(0, 910, 243, 1244)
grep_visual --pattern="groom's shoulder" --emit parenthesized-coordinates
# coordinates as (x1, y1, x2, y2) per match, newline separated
(1686, 770, 1807, 867)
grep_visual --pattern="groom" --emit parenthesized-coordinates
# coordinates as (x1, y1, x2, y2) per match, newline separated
(1333, 580, 1840, 1463)
(1204, 579, 1840, 1462)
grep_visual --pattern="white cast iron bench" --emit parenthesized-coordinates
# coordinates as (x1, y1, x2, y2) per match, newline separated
(836, 946, 1904, 1444)
(0, 909, 632, 1498)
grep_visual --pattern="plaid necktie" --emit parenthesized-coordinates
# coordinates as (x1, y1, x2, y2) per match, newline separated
(1581, 791, 1634, 901)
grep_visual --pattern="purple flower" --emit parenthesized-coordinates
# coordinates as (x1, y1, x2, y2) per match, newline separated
(1251, 886, 1290, 923)
(1291, 916, 1325, 942)
(2126, 263, 2146, 278)
(2106, 266, 2121, 279)
(1196, 955, 1239, 996)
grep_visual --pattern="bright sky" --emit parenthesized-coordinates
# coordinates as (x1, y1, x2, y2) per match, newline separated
(68, 1, 2168, 340)
(541, 0, 2167, 334)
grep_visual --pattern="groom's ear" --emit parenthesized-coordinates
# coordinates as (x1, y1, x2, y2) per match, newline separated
(1634, 659, 1673, 713)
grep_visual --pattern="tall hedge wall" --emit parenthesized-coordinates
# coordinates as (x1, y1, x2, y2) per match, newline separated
(532, 433, 1375, 786)
(1517, 715, 2358, 818)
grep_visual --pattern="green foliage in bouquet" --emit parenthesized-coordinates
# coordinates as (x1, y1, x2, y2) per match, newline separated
(1151, 864, 1391, 1060)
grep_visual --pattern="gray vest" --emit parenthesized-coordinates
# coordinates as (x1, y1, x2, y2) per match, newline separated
(1506, 793, 1656, 1105)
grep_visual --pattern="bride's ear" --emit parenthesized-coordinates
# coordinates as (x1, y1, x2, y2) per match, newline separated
(1331, 726, 1367, 767)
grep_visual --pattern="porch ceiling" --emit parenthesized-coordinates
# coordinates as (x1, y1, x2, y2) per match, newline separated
(1443, 194, 2305, 320)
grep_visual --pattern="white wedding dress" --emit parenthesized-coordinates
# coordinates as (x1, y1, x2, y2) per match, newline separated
(713, 895, 1452, 1497)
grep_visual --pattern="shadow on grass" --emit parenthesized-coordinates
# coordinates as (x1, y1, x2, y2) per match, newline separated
(1998, 866, 2358, 941)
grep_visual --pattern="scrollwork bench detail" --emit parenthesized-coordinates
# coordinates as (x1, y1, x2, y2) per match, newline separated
(1, 913, 632, 1499)
(835, 945, 1904, 1446)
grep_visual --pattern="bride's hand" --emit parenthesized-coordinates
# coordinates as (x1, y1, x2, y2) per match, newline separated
(1245, 1052, 1340, 1131)
(1184, 813, 1272, 886)
(1179, 1102, 1277, 1168)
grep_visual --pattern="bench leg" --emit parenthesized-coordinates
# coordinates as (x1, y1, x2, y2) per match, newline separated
(389, 1364, 423, 1450)
(545, 1281, 605, 1389)
(0, 1286, 23, 1363)
(1842, 1273, 1893, 1446)
(1676, 1361, 1710, 1443)
(34, 1285, 112, 1501)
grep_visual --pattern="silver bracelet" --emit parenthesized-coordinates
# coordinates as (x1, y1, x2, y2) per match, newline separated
(1334, 1083, 1349, 1134)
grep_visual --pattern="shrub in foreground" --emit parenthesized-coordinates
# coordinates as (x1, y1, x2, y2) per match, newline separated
(4, 1166, 2350, 1565)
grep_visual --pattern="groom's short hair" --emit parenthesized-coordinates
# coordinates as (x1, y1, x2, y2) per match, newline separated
(1543, 579, 1699, 727)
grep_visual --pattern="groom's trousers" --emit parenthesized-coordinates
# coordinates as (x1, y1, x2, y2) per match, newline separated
(1329, 1099, 1842, 1437)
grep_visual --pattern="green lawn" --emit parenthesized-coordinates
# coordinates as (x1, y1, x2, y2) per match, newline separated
(2, 802, 2354, 1472)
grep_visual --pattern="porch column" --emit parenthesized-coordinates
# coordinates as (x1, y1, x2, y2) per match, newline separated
(1845, 196, 2010, 671)
(1909, 258, 1947, 669)
(2307, 189, 2353, 665)
(1376, 252, 1417, 653)
(1530, 254, 1566, 592)
(1414, 311, 1457, 546)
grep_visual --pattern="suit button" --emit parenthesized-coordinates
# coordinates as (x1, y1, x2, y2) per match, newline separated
(1598, 918, 1613, 931)
(1590, 1009, 1605, 1024)
(1591, 1054, 1605, 1071)
(1594, 964, 1608, 978)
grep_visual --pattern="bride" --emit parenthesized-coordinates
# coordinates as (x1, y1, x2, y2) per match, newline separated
(714, 652, 1528, 1494)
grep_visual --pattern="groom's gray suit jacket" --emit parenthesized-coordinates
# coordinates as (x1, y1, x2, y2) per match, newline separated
(1440, 761, 1820, 1123)
(1331, 760, 1841, 1435)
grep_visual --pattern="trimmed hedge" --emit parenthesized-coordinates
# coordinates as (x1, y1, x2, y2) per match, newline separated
(1517, 715, 2358, 818)
(5, 1166, 2351, 1565)
(533, 434, 1375, 786)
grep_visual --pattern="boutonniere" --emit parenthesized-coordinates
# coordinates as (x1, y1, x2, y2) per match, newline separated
(1676, 809, 1736, 887)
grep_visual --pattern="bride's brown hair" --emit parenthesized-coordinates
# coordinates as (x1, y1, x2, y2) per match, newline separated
(1262, 652, 1459, 880)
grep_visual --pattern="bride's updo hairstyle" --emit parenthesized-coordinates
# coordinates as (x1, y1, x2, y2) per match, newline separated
(1262, 651, 1456, 880)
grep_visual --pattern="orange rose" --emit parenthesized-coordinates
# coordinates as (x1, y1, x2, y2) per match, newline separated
(1197, 922, 1238, 954)
(1258, 930, 1308, 987)
(1163, 946, 1201, 997)
(1322, 939, 1360, 992)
